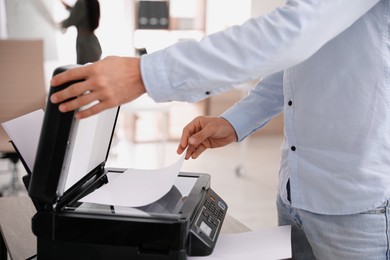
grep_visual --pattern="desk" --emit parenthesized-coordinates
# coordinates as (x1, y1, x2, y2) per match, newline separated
(0, 196, 36, 260)
(0, 196, 250, 260)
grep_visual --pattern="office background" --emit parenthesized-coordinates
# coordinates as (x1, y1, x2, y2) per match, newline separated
(0, 0, 284, 230)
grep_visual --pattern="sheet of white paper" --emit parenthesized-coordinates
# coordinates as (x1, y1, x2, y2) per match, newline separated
(188, 225, 291, 260)
(80, 152, 186, 207)
(1, 109, 44, 171)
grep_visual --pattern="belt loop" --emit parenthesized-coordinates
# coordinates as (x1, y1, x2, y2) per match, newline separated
(286, 179, 291, 202)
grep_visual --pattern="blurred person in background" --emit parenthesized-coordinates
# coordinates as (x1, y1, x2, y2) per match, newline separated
(60, 0, 102, 64)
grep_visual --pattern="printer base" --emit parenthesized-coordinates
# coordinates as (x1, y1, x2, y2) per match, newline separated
(37, 238, 187, 260)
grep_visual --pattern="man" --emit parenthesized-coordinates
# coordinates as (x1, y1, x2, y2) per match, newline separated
(50, 0, 387, 258)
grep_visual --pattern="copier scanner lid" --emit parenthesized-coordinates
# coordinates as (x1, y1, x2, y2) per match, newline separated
(29, 65, 120, 206)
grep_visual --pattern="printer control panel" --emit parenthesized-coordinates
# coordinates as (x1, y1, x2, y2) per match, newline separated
(194, 188, 227, 243)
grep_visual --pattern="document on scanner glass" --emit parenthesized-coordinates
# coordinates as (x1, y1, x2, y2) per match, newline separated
(79, 151, 186, 207)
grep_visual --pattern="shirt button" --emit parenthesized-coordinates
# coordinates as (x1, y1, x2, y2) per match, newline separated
(291, 146, 296, 151)
(288, 100, 293, 106)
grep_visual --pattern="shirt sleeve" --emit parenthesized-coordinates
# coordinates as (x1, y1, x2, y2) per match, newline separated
(221, 71, 284, 141)
(141, 0, 379, 102)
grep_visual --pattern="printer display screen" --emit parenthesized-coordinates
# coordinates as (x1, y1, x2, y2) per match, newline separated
(66, 175, 198, 219)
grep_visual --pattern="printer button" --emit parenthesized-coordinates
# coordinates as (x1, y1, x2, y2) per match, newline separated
(218, 201, 226, 211)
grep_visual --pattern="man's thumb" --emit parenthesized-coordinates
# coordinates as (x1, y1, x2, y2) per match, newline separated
(189, 132, 205, 146)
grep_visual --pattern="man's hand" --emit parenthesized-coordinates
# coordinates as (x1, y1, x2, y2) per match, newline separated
(50, 56, 146, 119)
(177, 116, 238, 159)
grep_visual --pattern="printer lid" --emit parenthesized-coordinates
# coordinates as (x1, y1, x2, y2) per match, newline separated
(29, 65, 120, 207)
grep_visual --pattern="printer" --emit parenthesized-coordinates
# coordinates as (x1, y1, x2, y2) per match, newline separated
(23, 66, 228, 259)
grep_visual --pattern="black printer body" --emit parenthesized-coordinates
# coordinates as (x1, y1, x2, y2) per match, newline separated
(26, 66, 228, 260)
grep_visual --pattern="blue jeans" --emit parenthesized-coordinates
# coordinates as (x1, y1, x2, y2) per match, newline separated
(277, 196, 390, 259)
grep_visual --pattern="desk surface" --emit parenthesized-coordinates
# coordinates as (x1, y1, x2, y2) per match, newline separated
(0, 196, 36, 260)
(0, 196, 250, 260)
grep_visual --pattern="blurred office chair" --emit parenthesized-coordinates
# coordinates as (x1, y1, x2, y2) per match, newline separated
(0, 39, 47, 196)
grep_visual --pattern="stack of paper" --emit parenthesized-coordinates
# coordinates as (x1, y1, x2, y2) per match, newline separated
(189, 225, 291, 259)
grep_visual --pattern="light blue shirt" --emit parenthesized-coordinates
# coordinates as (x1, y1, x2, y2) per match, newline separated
(141, 0, 389, 214)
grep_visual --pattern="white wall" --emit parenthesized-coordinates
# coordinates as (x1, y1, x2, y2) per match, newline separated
(4, 0, 57, 60)
(205, 0, 285, 34)
(251, 0, 285, 17)
(0, 0, 7, 38)
(206, 0, 252, 34)
(97, 0, 135, 57)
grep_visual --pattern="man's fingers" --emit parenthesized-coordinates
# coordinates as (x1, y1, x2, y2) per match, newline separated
(185, 143, 206, 160)
(189, 126, 216, 147)
(178, 119, 199, 153)
(185, 150, 192, 160)
(58, 90, 99, 112)
(50, 80, 91, 104)
(177, 144, 187, 155)
(74, 101, 107, 119)
(50, 65, 94, 104)
(51, 65, 90, 87)
(191, 144, 207, 159)
(178, 129, 190, 151)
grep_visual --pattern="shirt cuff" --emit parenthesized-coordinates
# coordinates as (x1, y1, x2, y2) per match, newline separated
(140, 51, 177, 102)
(221, 108, 252, 142)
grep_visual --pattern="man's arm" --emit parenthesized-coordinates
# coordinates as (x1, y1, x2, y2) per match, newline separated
(178, 71, 284, 158)
(51, 0, 379, 119)
(221, 72, 284, 142)
(141, 0, 379, 103)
